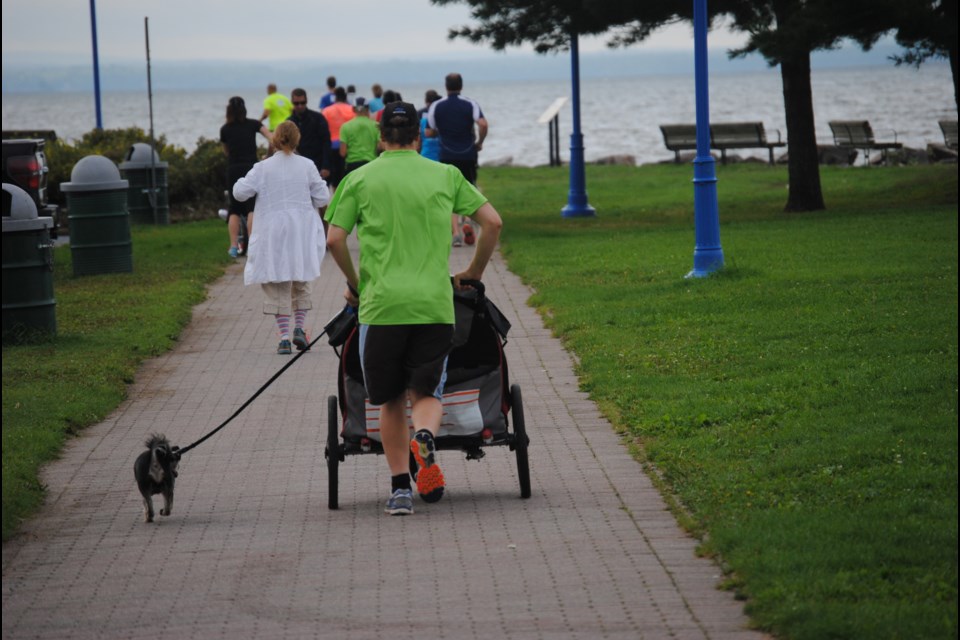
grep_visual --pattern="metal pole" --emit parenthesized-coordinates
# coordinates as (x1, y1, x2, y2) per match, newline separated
(687, 0, 724, 277)
(553, 116, 560, 166)
(89, 0, 103, 130)
(145, 17, 158, 220)
(547, 118, 554, 166)
(550, 116, 558, 166)
(561, 31, 595, 218)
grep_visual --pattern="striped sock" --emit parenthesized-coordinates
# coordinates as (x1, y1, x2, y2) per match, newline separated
(294, 309, 307, 330)
(276, 314, 290, 340)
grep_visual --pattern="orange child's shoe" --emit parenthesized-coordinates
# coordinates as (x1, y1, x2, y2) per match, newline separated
(410, 431, 445, 503)
(462, 223, 476, 245)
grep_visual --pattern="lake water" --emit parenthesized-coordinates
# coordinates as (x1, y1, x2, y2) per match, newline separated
(2, 65, 955, 166)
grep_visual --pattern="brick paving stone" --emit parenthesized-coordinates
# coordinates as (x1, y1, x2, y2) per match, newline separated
(2, 235, 767, 640)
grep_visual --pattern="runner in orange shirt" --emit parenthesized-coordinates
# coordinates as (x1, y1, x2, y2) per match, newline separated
(322, 86, 356, 190)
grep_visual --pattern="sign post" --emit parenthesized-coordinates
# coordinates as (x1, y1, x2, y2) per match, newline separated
(538, 97, 568, 167)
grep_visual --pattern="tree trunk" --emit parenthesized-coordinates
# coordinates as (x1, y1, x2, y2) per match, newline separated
(780, 52, 826, 212)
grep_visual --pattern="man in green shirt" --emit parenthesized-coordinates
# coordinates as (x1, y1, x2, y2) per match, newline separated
(260, 84, 293, 132)
(338, 98, 381, 175)
(326, 102, 503, 515)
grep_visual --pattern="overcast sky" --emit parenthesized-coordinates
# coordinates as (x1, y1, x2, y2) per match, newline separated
(2, 0, 748, 66)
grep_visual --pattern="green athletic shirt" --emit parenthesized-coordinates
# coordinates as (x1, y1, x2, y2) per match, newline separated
(325, 149, 488, 326)
(263, 92, 292, 131)
(339, 116, 380, 163)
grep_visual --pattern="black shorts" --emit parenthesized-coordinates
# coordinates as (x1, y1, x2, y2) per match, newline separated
(359, 324, 454, 405)
(441, 158, 478, 185)
(227, 163, 256, 215)
(328, 153, 346, 188)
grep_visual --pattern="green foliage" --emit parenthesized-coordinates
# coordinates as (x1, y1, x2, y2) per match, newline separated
(481, 162, 958, 639)
(166, 137, 228, 219)
(1, 220, 230, 540)
(45, 128, 229, 221)
(431, 0, 683, 53)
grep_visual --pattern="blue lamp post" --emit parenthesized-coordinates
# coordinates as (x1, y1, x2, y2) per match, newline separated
(561, 31, 595, 218)
(687, 0, 723, 277)
(89, 0, 103, 130)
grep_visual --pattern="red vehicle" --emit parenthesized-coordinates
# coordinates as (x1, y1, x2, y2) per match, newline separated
(2, 137, 60, 237)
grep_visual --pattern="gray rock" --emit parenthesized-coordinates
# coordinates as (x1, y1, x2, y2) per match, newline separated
(926, 143, 958, 163)
(816, 145, 858, 166)
(882, 147, 929, 165)
(592, 154, 636, 166)
(481, 156, 514, 167)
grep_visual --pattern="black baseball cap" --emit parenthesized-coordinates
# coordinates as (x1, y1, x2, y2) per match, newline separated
(379, 101, 418, 129)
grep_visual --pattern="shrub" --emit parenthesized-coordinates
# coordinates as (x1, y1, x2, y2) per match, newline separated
(166, 137, 228, 221)
(44, 128, 250, 222)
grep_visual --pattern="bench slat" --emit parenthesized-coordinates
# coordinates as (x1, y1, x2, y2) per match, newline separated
(711, 122, 768, 147)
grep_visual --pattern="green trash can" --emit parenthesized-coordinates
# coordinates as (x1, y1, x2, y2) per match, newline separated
(61, 155, 132, 276)
(119, 143, 169, 225)
(2, 183, 56, 341)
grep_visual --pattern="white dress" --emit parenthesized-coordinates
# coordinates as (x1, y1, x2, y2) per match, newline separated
(233, 152, 331, 285)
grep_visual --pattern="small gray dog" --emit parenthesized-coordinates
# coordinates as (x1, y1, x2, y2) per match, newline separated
(133, 434, 180, 523)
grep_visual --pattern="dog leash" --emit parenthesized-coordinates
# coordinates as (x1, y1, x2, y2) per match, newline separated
(176, 304, 354, 456)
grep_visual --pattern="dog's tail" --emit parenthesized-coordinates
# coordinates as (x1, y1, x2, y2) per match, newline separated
(144, 433, 169, 450)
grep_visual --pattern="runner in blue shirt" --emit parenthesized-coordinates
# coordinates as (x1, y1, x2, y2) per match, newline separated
(426, 73, 488, 246)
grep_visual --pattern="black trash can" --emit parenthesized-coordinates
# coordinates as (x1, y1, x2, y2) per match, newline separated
(2, 183, 56, 341)
(61, 155, 132, 276)
(119, 143, 169, 225)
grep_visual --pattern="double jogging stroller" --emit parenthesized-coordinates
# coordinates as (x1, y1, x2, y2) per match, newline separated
(323, 280, 531, 509)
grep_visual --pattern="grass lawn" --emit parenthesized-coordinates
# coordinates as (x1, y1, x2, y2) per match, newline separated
(2, 164, 955, 639)
(2, 219, 230, 540)
(480, 162, 958, 640)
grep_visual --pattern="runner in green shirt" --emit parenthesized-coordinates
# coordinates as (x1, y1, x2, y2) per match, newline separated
(326, 101, 503, 515)
(260, 83, 293, 131)
(338, 98, 382, 175)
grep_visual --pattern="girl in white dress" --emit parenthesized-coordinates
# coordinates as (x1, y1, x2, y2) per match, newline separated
(233, 120, 331, 354)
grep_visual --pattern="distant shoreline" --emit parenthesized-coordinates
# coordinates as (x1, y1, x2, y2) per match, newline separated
(1, 42, 929, 95)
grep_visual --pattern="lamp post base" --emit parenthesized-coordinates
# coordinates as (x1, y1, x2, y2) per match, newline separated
(561, 203, 596, 218)
(685, 249, 725, 279)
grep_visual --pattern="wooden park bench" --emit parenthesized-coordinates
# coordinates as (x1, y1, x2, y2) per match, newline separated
(660, 122, 784, 164)
(828, 120, 902, 165)
(939, 119, 958, 150)
(659, 124, 698, 163)
(710, 122, 785, 165)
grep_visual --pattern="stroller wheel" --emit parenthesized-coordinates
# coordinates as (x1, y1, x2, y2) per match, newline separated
(326, 395, 340, 509)
(510, 384, 531, 498)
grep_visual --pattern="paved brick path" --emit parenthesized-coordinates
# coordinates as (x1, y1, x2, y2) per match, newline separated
(3, 237, 764, 639)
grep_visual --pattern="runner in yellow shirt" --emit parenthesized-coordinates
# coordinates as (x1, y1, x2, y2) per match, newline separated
(260, 83, 293, 132)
